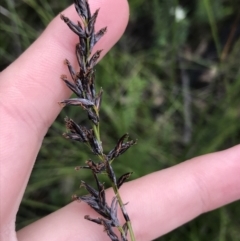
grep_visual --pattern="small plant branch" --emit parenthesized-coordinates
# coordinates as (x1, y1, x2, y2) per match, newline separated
(59, 1, 136, 240)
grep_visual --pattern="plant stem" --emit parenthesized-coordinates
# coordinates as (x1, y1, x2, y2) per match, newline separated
(112, 183, 136, 241)
(93, 124, 100, 142)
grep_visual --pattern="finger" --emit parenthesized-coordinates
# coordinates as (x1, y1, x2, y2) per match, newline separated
(0, 0, 129, 225)
(17, 145, 240, 241)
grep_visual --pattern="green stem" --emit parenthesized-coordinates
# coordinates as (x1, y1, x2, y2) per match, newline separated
(112, 184, 136, 241)
(93, 124, 100, 142)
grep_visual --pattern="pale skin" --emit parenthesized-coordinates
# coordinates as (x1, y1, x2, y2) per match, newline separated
(0, 0, 240, 240)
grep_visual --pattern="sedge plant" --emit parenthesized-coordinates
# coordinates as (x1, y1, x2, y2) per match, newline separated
(59, 0, 136, 240)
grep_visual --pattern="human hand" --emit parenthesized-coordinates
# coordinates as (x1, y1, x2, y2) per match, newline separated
(0, 0, 239, 241)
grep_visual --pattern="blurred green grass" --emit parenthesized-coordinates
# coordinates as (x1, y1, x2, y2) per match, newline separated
(1, 0, 240, 240)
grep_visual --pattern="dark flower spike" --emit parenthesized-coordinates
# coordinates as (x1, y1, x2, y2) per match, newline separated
(64, 117, 77, 130)
(76, 43, 86, 72)
(94, 88, 103, 111)
(107, 134, 128, 160)
(84, 215, 102, 225)
(60, 14, 85, 37)
(85, 89, 93, 102)
(64, 117, 89, 142)
(80, 195, 111, 219)
(110, 197, 120, 227)
(87, 129, 103, 155)
(79, 38, 87, 56)
(92, 27, 107, 47)
(64, 59, 76, 80)
(75, 77, 84, 93)
(60, 98, 94, 108)
(74, 0, 91, 21)
(92, 172, 112, 218)
(63, 132, 83, 141)
(80, 195, 100, 212)
(87, 108, 99, 125)
(87, 50, 103, 69)
(61, 75, 83, 98)
(86, 159, 105, 173)
(86, 8, 100, 36)
(80, 180, 98, 198)
(107, 134, 137, 161)
(117, 172, 133, 189)
(101, 219, 119, 241)
(75, 159, 105, 173)
(84, 70, 95, 96)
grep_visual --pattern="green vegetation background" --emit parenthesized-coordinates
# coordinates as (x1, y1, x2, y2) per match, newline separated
(1, 0, 240, 240)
